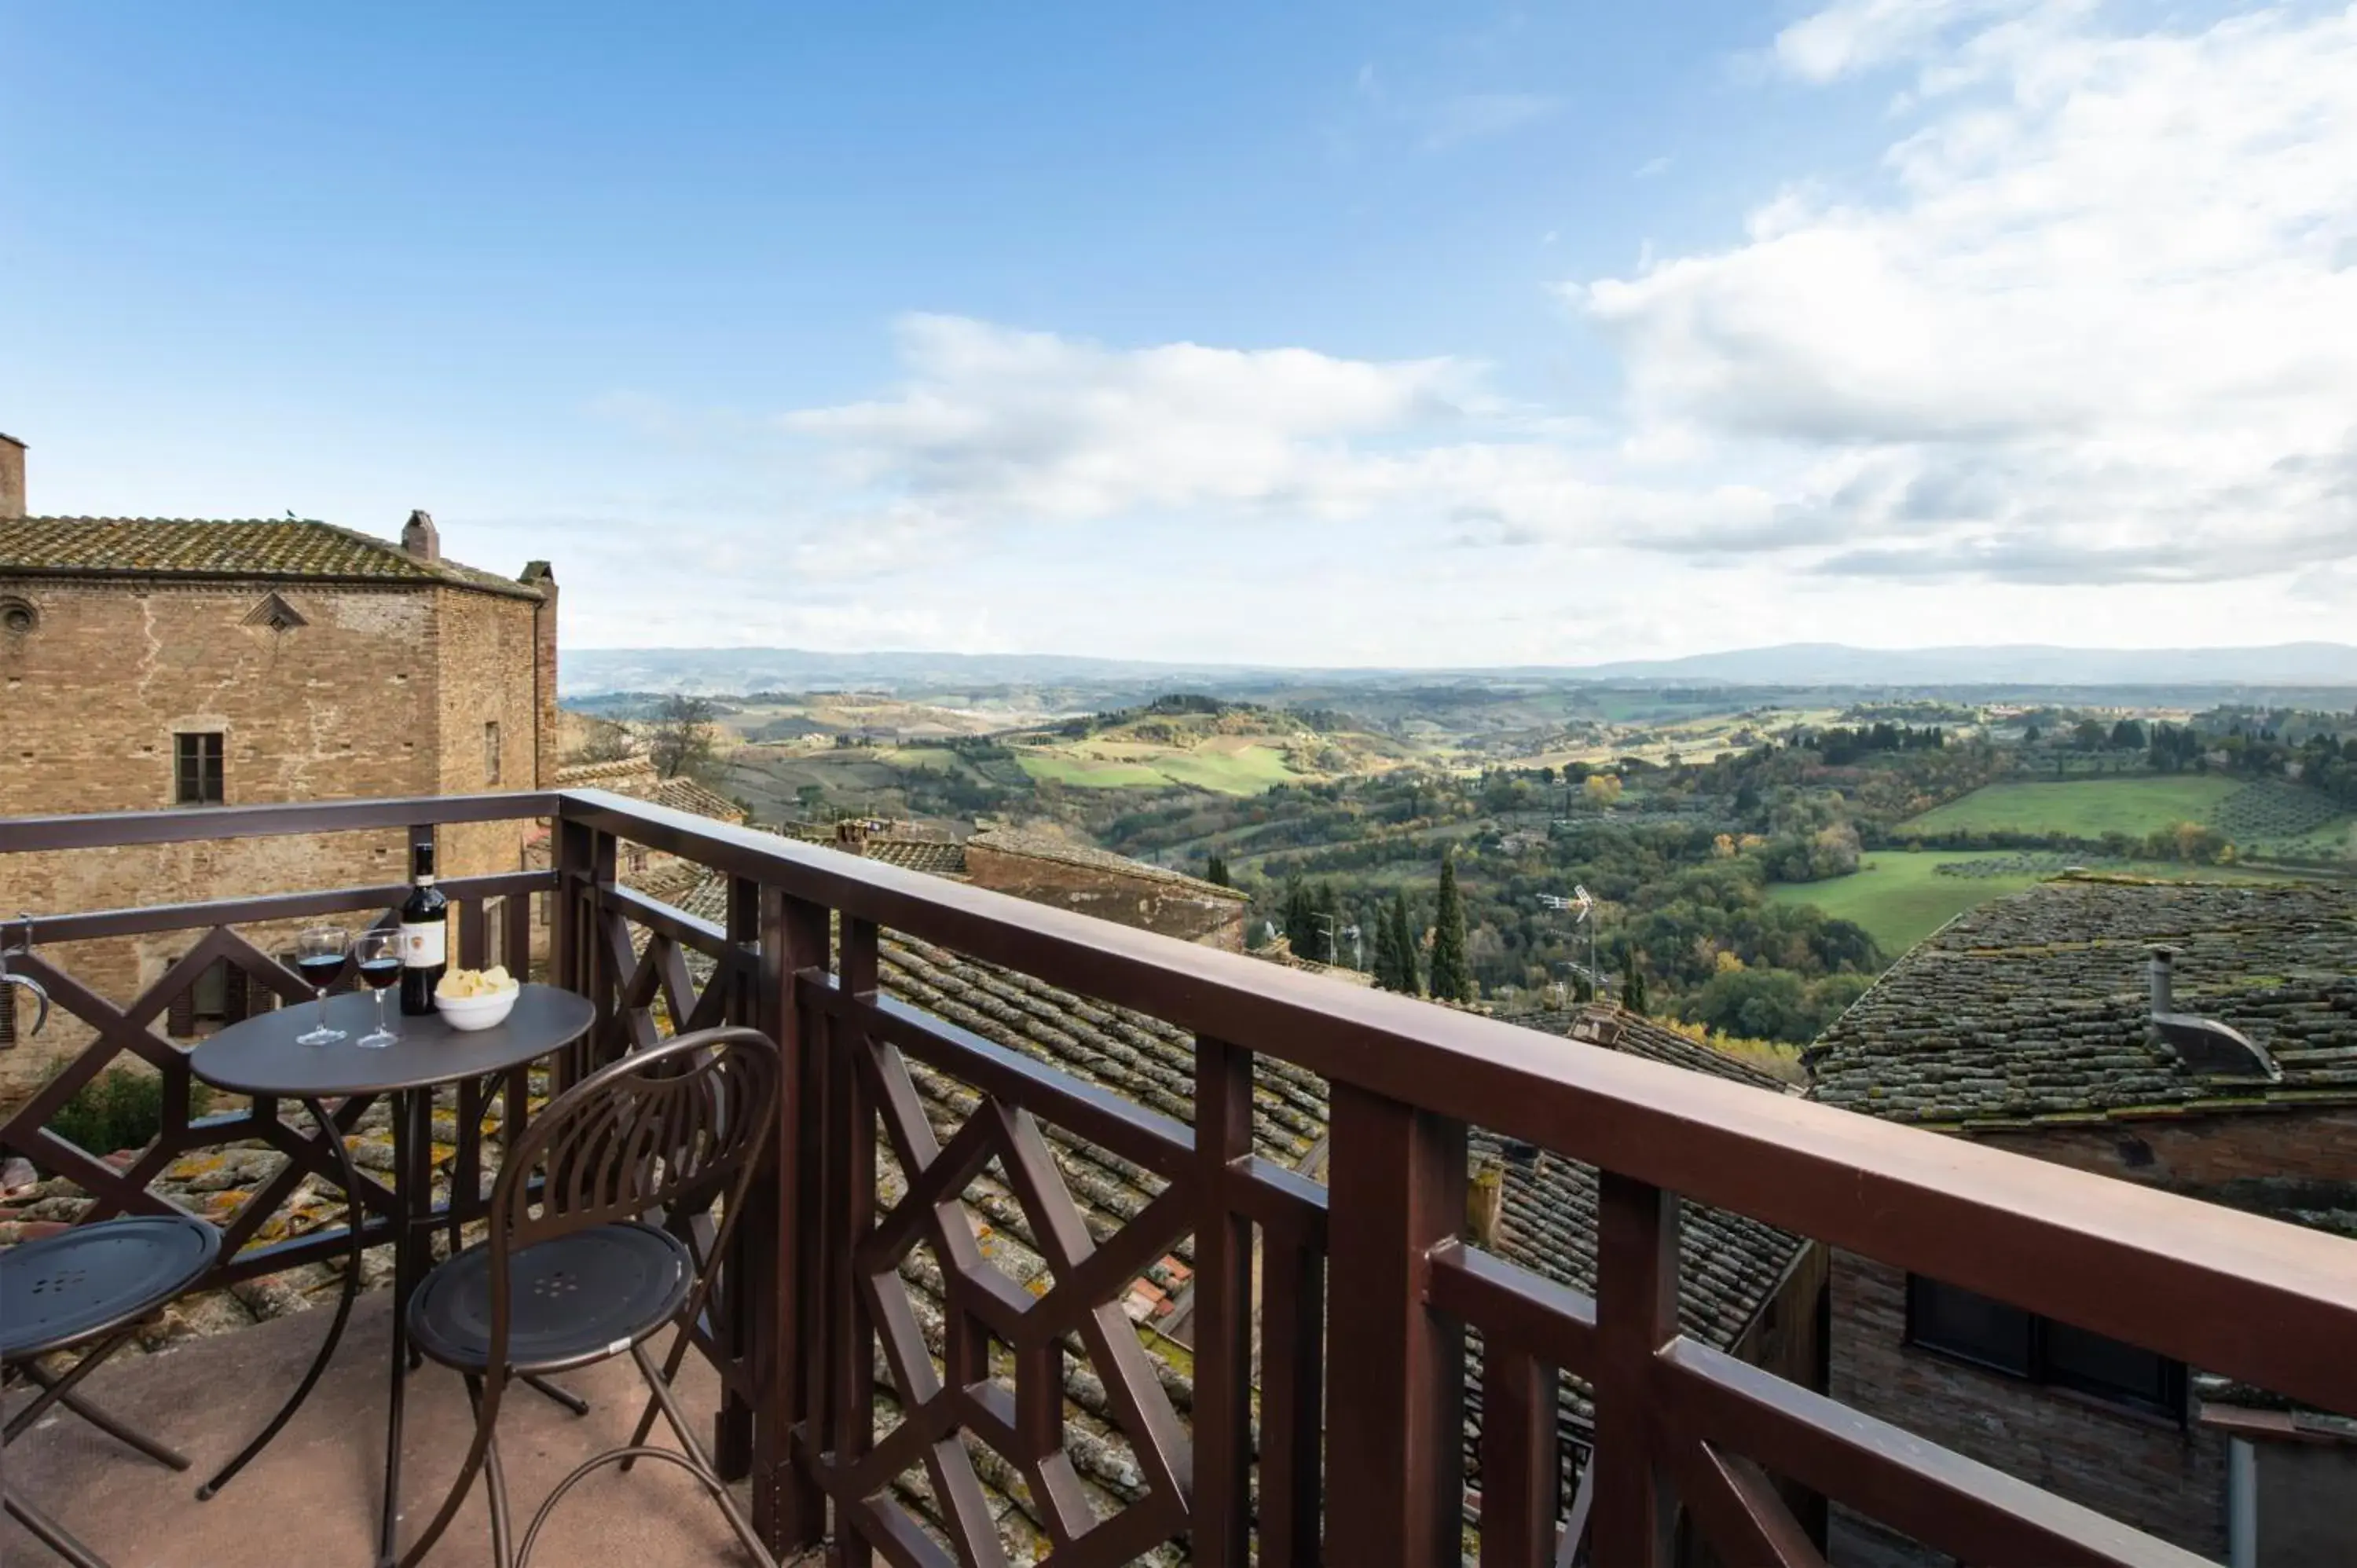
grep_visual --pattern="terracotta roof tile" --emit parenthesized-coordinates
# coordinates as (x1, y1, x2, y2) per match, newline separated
(648, 776, 746, 824)
(0, 517, 543, 599)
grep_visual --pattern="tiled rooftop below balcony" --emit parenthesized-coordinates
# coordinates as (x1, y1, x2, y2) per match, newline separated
(2, 1291, 820, 1567)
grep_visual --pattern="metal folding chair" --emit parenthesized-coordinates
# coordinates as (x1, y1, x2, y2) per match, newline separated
(2, 1214, 222, 1568)
(394, 1024, 782, 1568)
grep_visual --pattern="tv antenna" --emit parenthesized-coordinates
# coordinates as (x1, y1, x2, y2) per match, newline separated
(1538, 886, 1600, 1002)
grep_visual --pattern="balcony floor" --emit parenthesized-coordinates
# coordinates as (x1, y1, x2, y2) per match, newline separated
(2, 1291, 820, 1567)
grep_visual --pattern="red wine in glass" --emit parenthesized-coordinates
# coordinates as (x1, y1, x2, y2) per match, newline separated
(353, 930, 402, 1049)
(295, 953, 349, 989)
(295, 926, 349, 1046)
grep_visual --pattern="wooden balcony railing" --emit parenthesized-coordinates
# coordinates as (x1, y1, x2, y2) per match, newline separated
(5, 788, 2356, 1568)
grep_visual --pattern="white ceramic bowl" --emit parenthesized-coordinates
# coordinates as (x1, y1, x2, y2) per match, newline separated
(434, 984, 519, 1032)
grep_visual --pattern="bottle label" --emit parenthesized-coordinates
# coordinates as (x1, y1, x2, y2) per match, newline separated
(399, 921, 446, 968)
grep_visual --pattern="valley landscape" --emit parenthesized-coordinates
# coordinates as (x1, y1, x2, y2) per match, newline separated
(568, 643, 2357, 1055)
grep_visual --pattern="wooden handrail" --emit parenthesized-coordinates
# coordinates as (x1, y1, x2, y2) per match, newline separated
(8, 787, 2357, 1568)
(557, 788, 2357, 1420)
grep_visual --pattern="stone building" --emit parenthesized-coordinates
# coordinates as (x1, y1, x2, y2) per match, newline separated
(1805, 878, 2357, 1568)
(0, 433, 558, 1100)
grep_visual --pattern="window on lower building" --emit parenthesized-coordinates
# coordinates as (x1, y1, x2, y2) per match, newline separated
(174, 731, 225, 805)
(167, 959, 254, 1039)
(1907, 1274, 2186, 1419)
(484, 720, 502, 785)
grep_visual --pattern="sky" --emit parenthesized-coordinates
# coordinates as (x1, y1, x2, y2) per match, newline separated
(6, 1, 2357, 665)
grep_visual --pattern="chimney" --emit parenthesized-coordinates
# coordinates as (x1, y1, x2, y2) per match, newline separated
(1465, 1159, 1505, 1251)
(0, 433, 24, 521)
(834, 819, 871, 855)
(2149, 945, 2176, 1020)
(401, 509, 440, 562)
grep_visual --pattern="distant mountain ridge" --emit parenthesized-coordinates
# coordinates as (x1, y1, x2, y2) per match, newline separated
(563, 643, 2357, 697)
(1566, 643, 2357, 686)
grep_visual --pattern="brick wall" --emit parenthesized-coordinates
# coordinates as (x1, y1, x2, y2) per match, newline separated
(0, 573, 548, 1106)
(1973, 1105, 2357, 1189)
(428, 585, 544, 885)
(1824, 1103, 2357, 1564)
(1827, 1250, 2231, 1564)
(962, 842, 1248, 949)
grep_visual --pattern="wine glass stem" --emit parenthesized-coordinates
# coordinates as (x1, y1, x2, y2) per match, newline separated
(376, 989, 388, 1036)
(317, 987, 329, 1032)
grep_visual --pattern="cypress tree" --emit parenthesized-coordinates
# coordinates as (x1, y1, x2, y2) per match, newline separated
(1204, 852, 1230, 887)
(1370, 900, 1400, 990)
(1281, 875, 1314, 957)
(1428, 850, 1473, 1003)
(1390, 892, 1422, 995)
(1620, 945, 1649, 1015)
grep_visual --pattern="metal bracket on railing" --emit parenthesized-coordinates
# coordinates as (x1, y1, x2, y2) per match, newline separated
(1, 911, 50, 1039)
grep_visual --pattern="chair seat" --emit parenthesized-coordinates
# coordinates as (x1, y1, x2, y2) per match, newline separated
(0, 1215, 220, 1361)
(408, 1222, 693, 1375)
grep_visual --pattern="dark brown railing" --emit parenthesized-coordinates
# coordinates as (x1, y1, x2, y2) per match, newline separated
(6, 788, 2357, 1568)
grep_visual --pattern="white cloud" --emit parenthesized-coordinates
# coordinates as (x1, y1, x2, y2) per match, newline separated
(773, 313, 1789, 562)
(565, 2, 2357, 658)
(1577, 1, 2357, 586)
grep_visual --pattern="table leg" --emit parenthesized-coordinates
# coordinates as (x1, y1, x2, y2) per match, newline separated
(199, 1095, 368, 1501)
(378, 1086, 430, 1568)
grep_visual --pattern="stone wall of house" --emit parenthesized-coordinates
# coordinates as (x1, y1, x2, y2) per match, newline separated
(1824, 1103, 2357, 1564)
(2253, 1438, 2357, 1566)
(1971, 1104, 2357, 1189)
(1826, 1250, 2230, 1565)
(962, 842, 1248, 950)
(428, 584, 546, 889)
(0, 573, 548, 1107)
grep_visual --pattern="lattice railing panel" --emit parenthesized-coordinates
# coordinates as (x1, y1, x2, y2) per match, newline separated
(0, 889, 542, 1289)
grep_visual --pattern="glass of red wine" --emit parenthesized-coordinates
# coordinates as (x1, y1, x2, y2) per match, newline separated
(353, 929, 401, 1049)
(295, 925, 349, 1046)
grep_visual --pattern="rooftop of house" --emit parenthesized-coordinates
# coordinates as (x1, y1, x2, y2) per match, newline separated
(1557, 1003, 1795, 1096)
(647, 775, 746, 824)
(965, 826, 1248, 902)
(554, 756, 659, 788)
(776, 819, 973, 876)
(0, 516, 545, 600)
(1807, 878, 2357, 1130)
(629, 858, 1809, 1529)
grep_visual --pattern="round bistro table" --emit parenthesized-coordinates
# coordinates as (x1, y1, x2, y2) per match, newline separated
(190, 984, 595, 1568)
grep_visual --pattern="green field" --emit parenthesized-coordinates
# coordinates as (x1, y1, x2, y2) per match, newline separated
(1901, 777, 2240, 839)
(1019, 755, 1176, 789)
(1018, 742, 1299, 796)
(1769, 848, 2283, 958)
(1765, 851, 2058, 955)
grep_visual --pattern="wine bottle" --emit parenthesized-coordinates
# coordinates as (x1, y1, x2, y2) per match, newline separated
(398, 840, 449, 1016)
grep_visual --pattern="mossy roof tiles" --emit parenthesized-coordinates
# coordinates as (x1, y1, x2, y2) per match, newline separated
(0, 516, 543, 599)
(1808, 880, 2357, 1126)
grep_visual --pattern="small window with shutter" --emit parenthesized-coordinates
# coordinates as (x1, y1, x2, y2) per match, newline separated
(484, 720, 502, 785)
(174, 732, 225, 805)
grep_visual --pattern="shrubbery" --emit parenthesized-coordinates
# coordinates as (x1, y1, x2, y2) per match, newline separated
(48, 1067, 215, 1156)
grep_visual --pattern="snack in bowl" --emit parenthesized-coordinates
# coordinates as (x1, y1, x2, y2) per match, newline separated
(434, 965, 519, 1031)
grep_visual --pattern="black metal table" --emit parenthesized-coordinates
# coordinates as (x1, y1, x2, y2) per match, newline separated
(190, 984, 595, 1568)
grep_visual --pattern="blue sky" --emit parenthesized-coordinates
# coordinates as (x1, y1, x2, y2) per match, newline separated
(9, 2, 2357, 663)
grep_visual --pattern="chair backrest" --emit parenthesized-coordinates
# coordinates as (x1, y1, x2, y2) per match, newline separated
(489, 1024, 781, 1268)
